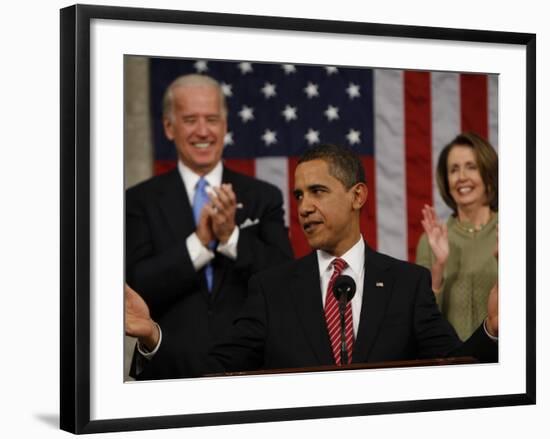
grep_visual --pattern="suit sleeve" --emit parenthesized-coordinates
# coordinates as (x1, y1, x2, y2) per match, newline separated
(134, 274, 268, 379)
(125, 188, 200, 319)
(232, 184, 293, 276)
(204, 274, 268, 374)
(131, 330, 204, 380)
(413, 266, 497, 362)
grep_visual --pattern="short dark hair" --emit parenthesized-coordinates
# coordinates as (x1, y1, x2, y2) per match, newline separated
(298, 144, 366, 189)
(436, 132, 498, 214)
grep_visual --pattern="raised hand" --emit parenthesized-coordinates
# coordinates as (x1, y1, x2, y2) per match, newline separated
(486, 282, 498, 337)
(487, 224, 498, 337)
(125, 284, 159, 350)
(207, 183, 238, 244)
(421, 205, 449, 265)
(196, 202, 215, 247)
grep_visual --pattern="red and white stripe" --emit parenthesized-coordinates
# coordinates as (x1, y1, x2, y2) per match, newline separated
(324, 258, 353, 365)
(224, 69, 498, 261)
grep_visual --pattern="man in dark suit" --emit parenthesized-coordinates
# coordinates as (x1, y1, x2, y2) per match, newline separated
(126, 74, 293, 379)
(126, 144, 498, 377)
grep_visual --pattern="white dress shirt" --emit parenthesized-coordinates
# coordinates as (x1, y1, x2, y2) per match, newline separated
(178, 160, 240, 268)
(137, 161, 240, 361)
(316, 236, 365, 337)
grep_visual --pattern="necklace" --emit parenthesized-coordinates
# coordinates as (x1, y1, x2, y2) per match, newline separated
(455, 211, 494, 234)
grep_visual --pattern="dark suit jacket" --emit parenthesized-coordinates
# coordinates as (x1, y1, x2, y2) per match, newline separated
(126, 167, 293, 378)
(149, 244, 497, 377)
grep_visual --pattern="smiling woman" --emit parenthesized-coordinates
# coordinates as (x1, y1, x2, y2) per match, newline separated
(416, 132, 498, 341)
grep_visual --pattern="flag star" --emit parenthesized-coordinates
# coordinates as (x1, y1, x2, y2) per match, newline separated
(261, 129, 277, 146)
(346, 129, 361, 145)
(304, 82, 319, 98)
(282, 105, 297, 122)
(261, 82, 277, 99)
(221, 82, 233, 97)
(346, 83, 361, 99)
(238, 62, 253, 74)
(304, 129, 320, 145)
(324, 105, 340, 121)
(193, 60, 208, 73)
(282, 64, 297, 74)
(325, 66, 338, 75)
(238, 105, 254, 123)
(224, 132, 234, 146)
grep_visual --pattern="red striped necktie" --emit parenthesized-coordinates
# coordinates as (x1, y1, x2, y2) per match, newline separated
(324, 258, 354, 365)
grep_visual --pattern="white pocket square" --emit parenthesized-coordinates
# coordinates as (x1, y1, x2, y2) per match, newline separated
(239, 218, 260, 229)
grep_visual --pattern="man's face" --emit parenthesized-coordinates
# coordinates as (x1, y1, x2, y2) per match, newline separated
(293, 159, 366, 256)
(163, 85, 227, 175)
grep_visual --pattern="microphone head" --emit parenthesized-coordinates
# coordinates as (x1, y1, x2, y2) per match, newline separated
(333, 275, 356, 302)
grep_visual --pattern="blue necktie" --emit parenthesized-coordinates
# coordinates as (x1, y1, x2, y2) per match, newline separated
(193, 177, 215, 291)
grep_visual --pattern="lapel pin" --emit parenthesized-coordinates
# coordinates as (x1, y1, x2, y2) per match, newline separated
(376, 282, 384, 287)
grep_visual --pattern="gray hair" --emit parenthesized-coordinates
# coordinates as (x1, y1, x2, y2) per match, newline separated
(162, 74, 228, 121)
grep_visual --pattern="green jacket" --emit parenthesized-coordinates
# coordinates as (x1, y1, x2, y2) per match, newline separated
(416, 213, 498, 341)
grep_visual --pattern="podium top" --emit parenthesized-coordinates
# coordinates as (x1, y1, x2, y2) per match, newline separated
(205, 356, 477, 377)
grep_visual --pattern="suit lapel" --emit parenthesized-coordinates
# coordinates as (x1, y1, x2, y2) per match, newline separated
(291, 253, 334, 365)
(353, 245, 396, 363)
(157, 169, 210, 296)
(157, 170, 195, 242)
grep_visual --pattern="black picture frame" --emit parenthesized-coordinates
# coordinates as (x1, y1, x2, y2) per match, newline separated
(60, 4, 536, 434)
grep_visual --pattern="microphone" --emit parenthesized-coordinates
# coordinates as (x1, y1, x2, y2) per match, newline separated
(333, 275, 356, 303)
(332, 275, 356, 365)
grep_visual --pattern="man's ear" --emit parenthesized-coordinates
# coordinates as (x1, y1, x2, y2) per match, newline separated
(163, 117, 174, 141)
(351, 182, 368, 210)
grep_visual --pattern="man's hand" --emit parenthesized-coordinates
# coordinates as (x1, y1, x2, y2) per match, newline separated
(487, 224, 498, 336)
(208, 183, 237, 244)
(125, 284, 160, 351)
(486, 282, 498, 337)
(493, 223, 499, 260)
(196, 204, 215, 247)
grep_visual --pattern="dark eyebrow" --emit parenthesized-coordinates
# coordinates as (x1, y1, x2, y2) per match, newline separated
(308, 184, 329, 192)
(293, 183, 330, 198)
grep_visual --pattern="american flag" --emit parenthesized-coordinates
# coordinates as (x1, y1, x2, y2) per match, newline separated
(149, 57, 498, 261)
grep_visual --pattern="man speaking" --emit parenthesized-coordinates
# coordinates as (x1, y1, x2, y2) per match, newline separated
(126, 143, 498, 376)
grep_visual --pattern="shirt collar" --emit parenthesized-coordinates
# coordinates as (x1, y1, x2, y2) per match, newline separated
(177, 160, 223, 199)
(317, 236, 365, 276)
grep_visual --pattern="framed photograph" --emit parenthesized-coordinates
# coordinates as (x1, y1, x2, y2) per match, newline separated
(60, 4, 536, 434)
